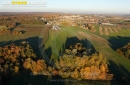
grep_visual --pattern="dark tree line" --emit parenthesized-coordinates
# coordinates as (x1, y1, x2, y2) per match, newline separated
(116, 42, 130, 59)
(0, 43, 37, 84)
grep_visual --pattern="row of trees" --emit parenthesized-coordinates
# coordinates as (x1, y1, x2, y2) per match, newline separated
(116, 42, 130, 59)
(0, 26, 23, 35)
(0, 15, 41, 25)
(54, 52, 113, 80)
(21, 43, 113, 80)
(0, 42, 113, 84)
(0, 14, 59, 26)
(0, 42, 59, 84)
(0, 43, 37, 83)
(22, 45, 113, 80)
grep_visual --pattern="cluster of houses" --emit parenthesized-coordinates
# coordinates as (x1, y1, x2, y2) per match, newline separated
(34, 14, 117, 27)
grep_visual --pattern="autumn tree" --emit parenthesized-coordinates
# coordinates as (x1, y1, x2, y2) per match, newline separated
(54, 50, 113, 80)
(116, 42, 130, 59)
(0, 42, 38, 84)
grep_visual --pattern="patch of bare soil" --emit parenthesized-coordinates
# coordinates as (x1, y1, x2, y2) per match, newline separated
(117, 26, 121, 30)
(108, 27, 113, 33)
(99, 27, 103, 35)
(104, 27, 109, 35)
(118, 25, 130, 29)
(78, 31, 109, 46)
(113, 28, 118, 33)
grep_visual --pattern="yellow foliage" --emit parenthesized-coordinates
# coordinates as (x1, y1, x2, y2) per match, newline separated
(54, 52, 112, 80)
(71, 69, 80, 79)
(14, 66, 19, 73)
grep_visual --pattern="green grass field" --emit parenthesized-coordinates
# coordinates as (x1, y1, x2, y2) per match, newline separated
(92, 23, 130, 37)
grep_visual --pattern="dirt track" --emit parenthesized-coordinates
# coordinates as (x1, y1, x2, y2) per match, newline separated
(113, 27, 118, 33)
(108, 27, 113, 33)
(99, 27, 103, 35)
(117, 26, 121, 30)
(104, 27, 109, 35)
(78, 31, 109, 48)
(39, 25, 52, 44)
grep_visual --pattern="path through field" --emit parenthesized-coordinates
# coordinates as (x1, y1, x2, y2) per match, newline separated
(117, 26, 121, 30)
(99, 27, 103, 35)
(98, 26, 122, 36)
(108, 27, 113, 33)
(104, 27, 109, 35)
(113, 27, 118, 33)
(39, 25, 52, 44)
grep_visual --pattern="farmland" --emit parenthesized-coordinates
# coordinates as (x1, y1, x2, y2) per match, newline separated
(41, 24, 130, 83)
(0, 13, 130, 85)
(92, 24, 130, 37)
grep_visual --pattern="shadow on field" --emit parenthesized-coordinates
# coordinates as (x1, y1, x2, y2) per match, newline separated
(108, 60, 130, 85)
(0, 36, 65, 85)
(61, 36, 96, 55)
(20, 30, 26, 34)
(108, 36, 130, 51)
(9, 27, 15, 31)
(44, 47, 52, 59)
(5, 69, 65, 85)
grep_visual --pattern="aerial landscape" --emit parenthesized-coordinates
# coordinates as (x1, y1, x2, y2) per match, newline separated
(0, 0, 130, 85)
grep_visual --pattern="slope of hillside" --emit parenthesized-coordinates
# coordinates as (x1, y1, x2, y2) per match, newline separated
(43, 25, 130, 83)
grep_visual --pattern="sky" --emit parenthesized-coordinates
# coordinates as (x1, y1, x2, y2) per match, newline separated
(0, 0, 130, 14)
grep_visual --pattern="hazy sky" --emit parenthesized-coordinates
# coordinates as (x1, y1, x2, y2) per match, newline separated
(0, 0, 130, 14)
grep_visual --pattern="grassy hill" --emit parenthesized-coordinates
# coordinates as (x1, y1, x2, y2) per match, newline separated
(43, 25, 130, 83)
(0, 24, 130, 85)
